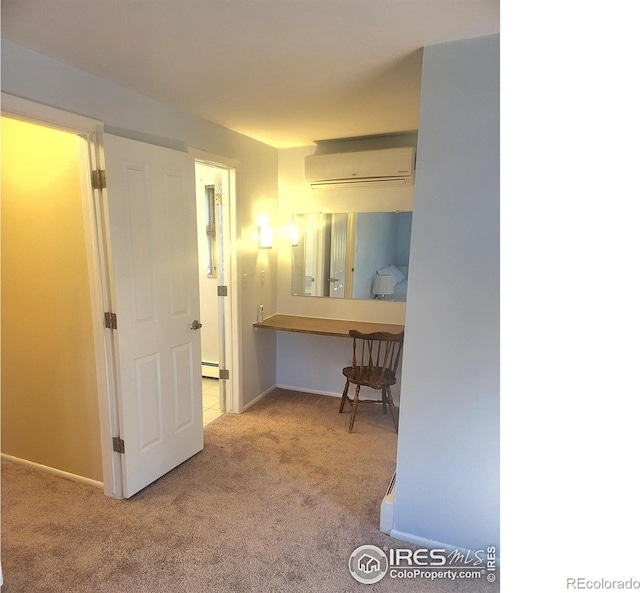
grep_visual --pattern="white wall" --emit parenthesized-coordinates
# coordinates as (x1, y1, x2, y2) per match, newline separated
(1, 40, 278, 408)
(276, 139, 414, 397)
(393, 35, 500, 552)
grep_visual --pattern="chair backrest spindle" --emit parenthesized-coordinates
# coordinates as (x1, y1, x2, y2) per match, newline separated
(348, 330, 404, 390)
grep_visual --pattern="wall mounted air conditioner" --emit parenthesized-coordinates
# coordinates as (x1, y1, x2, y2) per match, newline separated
(305, 147, 415, 190)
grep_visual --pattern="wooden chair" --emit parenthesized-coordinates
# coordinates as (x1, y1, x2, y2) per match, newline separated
(339, 330, 404, 433)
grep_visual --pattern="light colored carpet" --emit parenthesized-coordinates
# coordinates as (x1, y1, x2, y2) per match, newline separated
(1, 389, 499, 592)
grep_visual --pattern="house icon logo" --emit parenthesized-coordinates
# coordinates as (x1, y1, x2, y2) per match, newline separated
(349, 545, 388, 584)
(358, 554, 381, 574)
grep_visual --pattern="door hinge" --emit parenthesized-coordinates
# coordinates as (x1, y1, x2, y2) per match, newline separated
(112, 436, 125, 454)
(91, 169, 107, 190)
(217, 285, 228, 297)
(104, 312, 118, 329)
(219, 369, 230, 380)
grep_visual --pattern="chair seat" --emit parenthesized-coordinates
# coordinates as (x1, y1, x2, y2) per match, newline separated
(342, 366, 397, 390)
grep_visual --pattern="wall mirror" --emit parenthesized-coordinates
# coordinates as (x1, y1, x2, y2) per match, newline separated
(291, 211, 412, 301)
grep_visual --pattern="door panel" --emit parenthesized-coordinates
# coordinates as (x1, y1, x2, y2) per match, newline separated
(135, 353, 162, 450)
(166, 169, 191, 316)
(104, 134, 203, 498)
(172, 342, 196, 430)
(125, 163, 156, 322)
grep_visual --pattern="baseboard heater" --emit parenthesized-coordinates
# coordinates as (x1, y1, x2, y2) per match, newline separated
(380, 471, 396, 534)
(201, 361, 219, 379)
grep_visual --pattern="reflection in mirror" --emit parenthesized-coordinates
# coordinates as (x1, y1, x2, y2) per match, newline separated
(291, 212, 412, 301)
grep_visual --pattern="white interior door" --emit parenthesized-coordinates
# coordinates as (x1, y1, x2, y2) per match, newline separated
(103, 134, 203, 498)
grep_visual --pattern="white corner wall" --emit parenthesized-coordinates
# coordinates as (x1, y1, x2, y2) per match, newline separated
(393, 35, 500, 552)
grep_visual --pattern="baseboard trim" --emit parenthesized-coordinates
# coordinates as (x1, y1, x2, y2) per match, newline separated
(275, 384, 399, 402)
(389, 529, 460, 550)
(242, 384, 277, 412)
(276, 384, 342, 398)
(201, 361, 219, 378)
(389, 528, 500, 564)
(1, 453, 104, 490)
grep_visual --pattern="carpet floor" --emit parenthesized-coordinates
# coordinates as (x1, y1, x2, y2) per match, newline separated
(1, 389, 499, 592)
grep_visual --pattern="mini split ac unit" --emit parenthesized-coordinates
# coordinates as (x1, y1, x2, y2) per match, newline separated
(305, 147, 415, 190)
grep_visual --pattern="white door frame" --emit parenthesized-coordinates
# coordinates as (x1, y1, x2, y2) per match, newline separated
(188, 148, 242, 414)
(1, 93, 122, 497)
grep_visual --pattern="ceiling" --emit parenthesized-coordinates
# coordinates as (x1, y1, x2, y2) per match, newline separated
(1, 0, 499, 148)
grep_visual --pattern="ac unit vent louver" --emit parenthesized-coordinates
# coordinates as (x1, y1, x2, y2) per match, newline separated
(305, 147, 415, 190)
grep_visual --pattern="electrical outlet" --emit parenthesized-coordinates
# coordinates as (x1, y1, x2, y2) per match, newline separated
(260, 270, 265, 285)
(242, 274, 248, 288)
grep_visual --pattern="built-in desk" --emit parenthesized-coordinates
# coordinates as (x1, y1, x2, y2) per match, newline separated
(253, 314, 404, 338)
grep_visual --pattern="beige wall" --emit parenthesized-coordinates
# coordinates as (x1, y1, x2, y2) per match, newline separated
(1, 116, 103, 481)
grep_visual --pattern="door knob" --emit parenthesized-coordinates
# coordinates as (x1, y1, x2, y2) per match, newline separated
(190, 320, 203, 330)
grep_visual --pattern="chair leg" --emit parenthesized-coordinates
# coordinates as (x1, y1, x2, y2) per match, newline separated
(339, 380, 351, 413)
(348, 385, 361, 433)
(383, 387, 398, 433)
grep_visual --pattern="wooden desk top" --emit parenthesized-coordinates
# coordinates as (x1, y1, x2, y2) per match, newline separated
(253, 314, 404, 338)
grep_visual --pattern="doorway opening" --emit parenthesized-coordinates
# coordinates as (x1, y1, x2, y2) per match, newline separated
(195, 161, 229, 426)
(0, 115, 104, 485)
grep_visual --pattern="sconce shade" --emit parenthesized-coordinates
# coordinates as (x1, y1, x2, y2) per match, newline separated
(256, 213, 273, 249)
(372, 273, 394, 298)
(258, 225, 273, 249)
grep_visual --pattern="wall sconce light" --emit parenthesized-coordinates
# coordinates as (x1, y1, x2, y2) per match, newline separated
(257, 214, 273, 249)
(372, 273, 395, 300)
